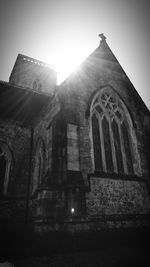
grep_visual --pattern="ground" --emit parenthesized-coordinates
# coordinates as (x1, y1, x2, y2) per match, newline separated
(1, 228, 150, 266)
(1, 247, 149, 267)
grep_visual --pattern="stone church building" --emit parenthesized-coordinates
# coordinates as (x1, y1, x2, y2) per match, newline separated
(0, 35, 150, 251)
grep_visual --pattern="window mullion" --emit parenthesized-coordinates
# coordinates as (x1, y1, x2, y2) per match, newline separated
(119, 123, 128, 173)
(99, 117, 106, 172)
(3, 161, 10, 195)
(109, 118, 117, 173)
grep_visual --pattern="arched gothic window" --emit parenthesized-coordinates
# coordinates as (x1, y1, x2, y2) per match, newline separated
(32, 139, 45, 192)
(0, 142, 12, 194)
(91, 87, 141, 176)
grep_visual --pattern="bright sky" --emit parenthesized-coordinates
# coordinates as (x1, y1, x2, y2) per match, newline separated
(0, 0, 150, 109)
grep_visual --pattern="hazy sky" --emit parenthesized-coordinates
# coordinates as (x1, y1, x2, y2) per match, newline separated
(0, 0, 150, 109)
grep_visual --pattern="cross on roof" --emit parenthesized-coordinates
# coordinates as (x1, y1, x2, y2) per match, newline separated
(98, 33, 106, 41)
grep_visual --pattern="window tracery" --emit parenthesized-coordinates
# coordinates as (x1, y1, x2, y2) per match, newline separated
(91, 87, 140, 176)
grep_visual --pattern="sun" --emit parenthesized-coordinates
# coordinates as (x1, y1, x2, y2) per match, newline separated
(48, 40, 90, 85)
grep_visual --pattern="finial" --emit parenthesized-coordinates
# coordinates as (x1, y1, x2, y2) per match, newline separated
(98, 33, 106, 42)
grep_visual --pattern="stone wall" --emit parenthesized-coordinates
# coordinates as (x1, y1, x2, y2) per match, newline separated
(67, 124, 80, 171)
(32, 95, 60, 176)
(0, 119, 31, 220)
(29, 94, 66, 219)
(30, 190, 65, 218)
(86, 177, 150, 216)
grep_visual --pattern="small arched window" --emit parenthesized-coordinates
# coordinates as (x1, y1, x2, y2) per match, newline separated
(32, 139, 45, 192)
(90, 87, 141, 176)
(0, 142, 12, 194)
(33, 78, 42, 92)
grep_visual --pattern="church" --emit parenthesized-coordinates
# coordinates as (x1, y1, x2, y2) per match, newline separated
(0, 34, 150, 253)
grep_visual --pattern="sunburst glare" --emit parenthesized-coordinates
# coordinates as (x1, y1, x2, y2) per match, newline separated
(46, 40, 91, 84)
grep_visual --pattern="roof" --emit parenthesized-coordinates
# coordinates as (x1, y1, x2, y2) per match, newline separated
(0, 81, 50, 127)
(59, 35, 150, 114)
